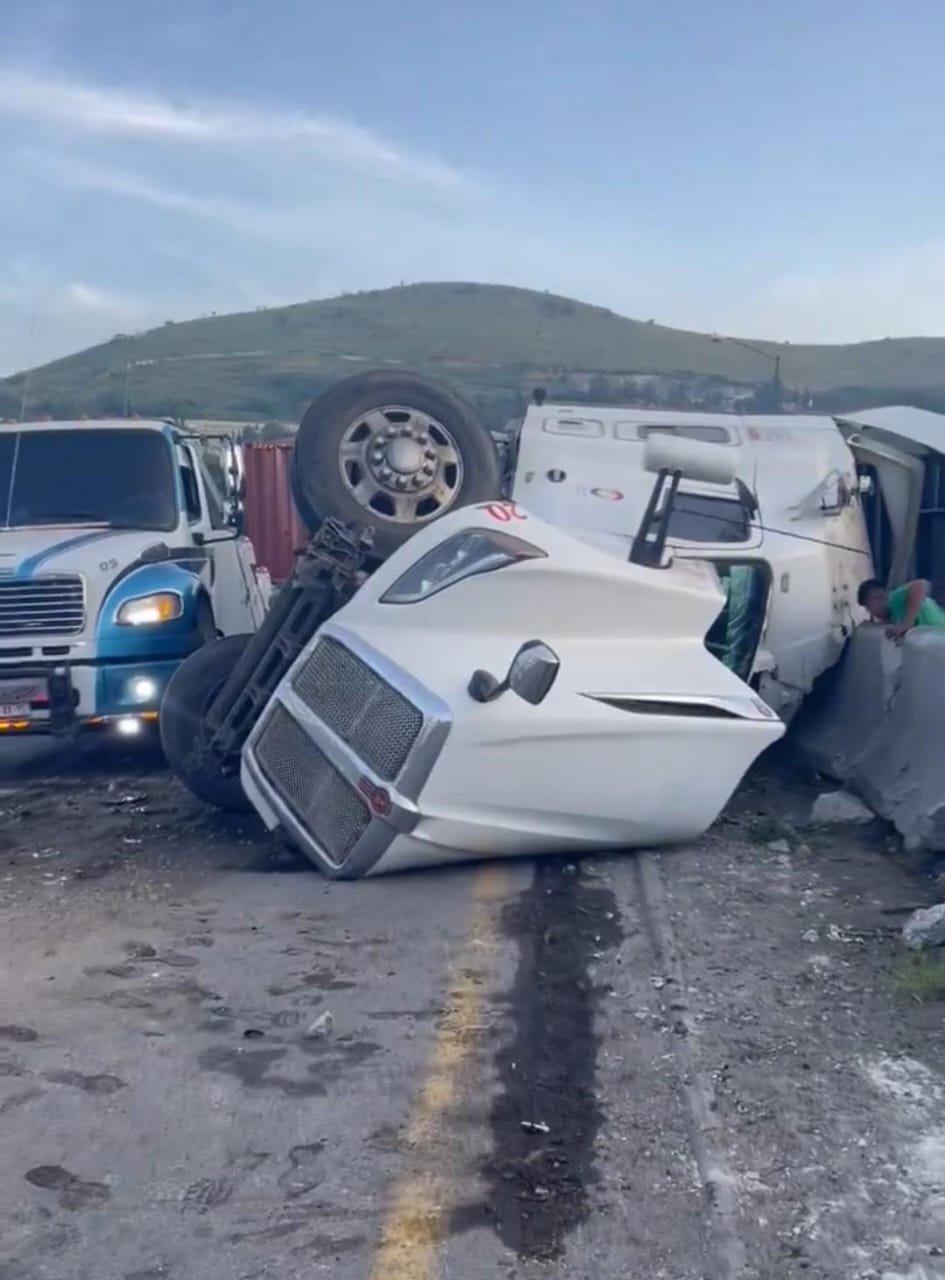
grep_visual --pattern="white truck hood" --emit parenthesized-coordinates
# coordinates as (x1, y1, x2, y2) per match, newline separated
(0, 527, 169, 580)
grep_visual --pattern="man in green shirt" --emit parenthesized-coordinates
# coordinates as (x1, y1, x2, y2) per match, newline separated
(858, 577, 945, 639)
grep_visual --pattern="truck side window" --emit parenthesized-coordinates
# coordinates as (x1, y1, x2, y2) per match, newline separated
(200, 463, 228, 529)
(180, 459, 202, 523)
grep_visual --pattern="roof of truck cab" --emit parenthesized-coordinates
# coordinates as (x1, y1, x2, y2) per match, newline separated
(536, 402, 945, 455)
(515, 402, 858, 553)
(0, 418, 174, 433)
(538, 403, 840, 432)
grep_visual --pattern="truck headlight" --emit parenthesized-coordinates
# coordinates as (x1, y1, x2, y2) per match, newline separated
(380, 529, 546, 605)
(116, 592, 183, 626)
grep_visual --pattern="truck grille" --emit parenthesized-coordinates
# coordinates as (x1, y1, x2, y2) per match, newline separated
(254, 705, 371, 863)
(292, 637, 424, 781)
(0, 575, 85, 637)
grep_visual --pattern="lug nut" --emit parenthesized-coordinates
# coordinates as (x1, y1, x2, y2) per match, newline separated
(395, 475, 409, 489)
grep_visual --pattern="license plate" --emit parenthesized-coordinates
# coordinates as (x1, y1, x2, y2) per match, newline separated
(0, 680, 47, 720)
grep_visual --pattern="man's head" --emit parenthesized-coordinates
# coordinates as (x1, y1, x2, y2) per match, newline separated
(858, 578, 888, 620)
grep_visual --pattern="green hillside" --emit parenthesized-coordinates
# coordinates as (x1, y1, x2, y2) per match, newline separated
(5, 282, 945, 430)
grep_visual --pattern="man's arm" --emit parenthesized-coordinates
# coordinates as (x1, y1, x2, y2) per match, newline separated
(887, 578, 931, 638)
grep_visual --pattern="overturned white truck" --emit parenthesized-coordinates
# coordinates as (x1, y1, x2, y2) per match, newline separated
(161, 373, 943, 875)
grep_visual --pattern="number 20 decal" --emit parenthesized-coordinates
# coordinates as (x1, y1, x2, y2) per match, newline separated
(477, 501, 527, 523)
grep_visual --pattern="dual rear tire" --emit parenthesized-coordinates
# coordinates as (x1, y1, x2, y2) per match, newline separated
(290, 370, 502, 556)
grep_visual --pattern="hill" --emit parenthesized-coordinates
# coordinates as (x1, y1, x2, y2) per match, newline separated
(5, 282, 945, 430)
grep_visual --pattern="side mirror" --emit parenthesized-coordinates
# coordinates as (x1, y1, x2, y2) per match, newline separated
(467, 640, 560, 706)
(507, 640, 560, 705)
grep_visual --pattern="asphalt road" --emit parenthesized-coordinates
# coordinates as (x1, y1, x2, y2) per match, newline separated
(1, 742, 944, 1280)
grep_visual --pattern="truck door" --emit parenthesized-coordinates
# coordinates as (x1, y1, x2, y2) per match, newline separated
(842, 434, 924, 586)
(179, 442, 268, 636)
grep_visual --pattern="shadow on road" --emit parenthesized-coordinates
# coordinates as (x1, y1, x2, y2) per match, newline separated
(0, 732, 168, 783)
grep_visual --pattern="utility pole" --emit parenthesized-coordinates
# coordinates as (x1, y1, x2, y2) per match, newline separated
(18, 370, 33, 421)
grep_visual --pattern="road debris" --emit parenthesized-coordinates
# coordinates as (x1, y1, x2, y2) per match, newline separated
(765, 837, 791, 854)
(902, 903, 945, 951)
(103, 792, 148, 808)
(809, 790, 876, 826)
(304, 1011, 335, 1039)
(520, 1120, 550, 1135)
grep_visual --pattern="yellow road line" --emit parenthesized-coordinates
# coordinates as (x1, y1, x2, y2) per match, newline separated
(369, 863, 508, 1280)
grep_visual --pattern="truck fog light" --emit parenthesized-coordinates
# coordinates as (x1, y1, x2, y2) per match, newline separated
(116, 716, 142, 737)
(130, 676, 158, 702)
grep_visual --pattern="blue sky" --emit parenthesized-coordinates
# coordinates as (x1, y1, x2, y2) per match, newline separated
(2, 0, 944, 371)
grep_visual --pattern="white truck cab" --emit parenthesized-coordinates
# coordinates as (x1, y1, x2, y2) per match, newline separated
(241, 498, 784, 877)
(0, 418, 270, 736)
(510, 402, 937, 720)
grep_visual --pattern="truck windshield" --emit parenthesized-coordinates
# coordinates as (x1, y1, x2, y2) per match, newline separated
(0, 429, 178, 530)
(668, 493, 751, 543)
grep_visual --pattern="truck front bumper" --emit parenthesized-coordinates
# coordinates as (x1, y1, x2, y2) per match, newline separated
(0, 658, 180, 735)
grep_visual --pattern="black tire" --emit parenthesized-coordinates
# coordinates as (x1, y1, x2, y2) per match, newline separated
(160, 633, 254, 811)
(291, 370, 501, 559)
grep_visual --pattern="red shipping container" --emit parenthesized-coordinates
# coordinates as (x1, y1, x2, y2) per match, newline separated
(242, 441, 309, 582)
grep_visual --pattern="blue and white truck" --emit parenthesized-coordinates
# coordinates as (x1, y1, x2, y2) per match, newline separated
(0, 417, 270, 737)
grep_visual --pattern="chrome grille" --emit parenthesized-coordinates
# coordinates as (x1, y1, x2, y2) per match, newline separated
(254, 705, 371, 863)
(0, 575, 85, 637)
(293, 637, 423, 781)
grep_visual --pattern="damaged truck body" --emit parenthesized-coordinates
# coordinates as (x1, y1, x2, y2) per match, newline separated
(161, 371, 945, 875)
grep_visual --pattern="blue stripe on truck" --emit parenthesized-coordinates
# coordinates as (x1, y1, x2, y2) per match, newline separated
(17, 529, 118, 578)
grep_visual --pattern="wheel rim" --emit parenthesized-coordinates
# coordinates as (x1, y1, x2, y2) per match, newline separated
(337, 404, 464, 525)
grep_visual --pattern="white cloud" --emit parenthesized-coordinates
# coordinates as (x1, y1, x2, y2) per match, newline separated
(0, 267, 160, 374)
(45, 158, 282, 238)
(0, 68, 466, 190)
(59, 281, 140, 317)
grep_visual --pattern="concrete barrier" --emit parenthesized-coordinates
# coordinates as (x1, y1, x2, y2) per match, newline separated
(852, 629, 945, 850)
(790, 626, 902, 781)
